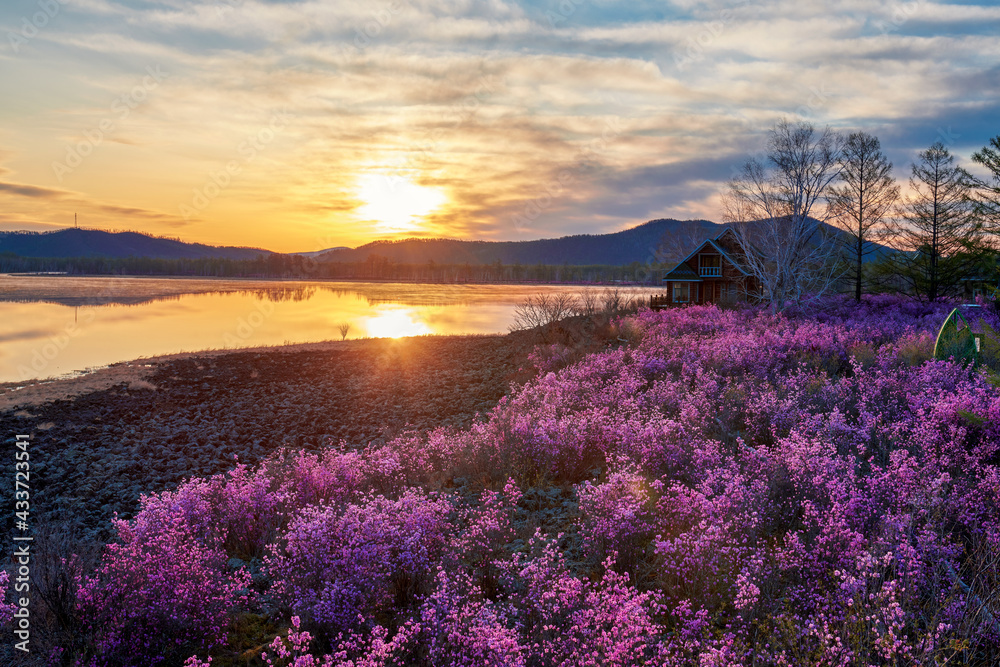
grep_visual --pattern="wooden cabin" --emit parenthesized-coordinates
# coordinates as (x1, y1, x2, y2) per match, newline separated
(661, 229, 757, 305)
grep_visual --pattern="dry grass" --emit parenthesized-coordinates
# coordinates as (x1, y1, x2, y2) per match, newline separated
(128, 379, 159, 391)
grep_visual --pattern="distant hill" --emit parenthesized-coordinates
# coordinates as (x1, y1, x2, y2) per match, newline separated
(0, 219, 897, 267)
(316, 219, 725, 266)
(0, 228, 270, 260)
(292, 247, 352, 258)
(315, 218, 895, 267)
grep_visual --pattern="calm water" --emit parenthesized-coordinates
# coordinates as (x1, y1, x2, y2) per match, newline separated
(0, 276, 660, 382)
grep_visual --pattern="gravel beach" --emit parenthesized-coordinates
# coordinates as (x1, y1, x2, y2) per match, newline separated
(0, 333, 533, 541)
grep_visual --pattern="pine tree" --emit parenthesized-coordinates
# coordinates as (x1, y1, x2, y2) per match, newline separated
(972, 135, 1000, 238)
(888, 141, 981, 301)
(829, 132, 899, 301)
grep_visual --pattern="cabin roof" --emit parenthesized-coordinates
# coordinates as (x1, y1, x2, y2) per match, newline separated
(663, 263, 701, 281)
(663, 236, 749, 280)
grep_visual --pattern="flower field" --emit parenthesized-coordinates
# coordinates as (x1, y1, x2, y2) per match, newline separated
(6, 296, 1000, 666)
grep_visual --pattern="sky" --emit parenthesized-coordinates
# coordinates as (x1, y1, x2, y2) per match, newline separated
(0, 0, 998, 253)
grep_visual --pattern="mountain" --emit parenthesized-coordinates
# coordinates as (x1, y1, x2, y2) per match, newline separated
(316, 218, 899, 267)
(0, 219, 899, 267)
(292, 247, 352, 258)
(0, 228, 270, 260)
(317, 219, 725, 266)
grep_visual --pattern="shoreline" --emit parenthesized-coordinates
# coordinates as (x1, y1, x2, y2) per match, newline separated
(3, 271, 662, 287)
(0, 331, 534, 540)
(0, 335, 480, 412)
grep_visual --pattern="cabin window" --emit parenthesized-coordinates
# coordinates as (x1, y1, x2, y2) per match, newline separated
(699, 254, 721, 277)
(673, 283, 690, 303)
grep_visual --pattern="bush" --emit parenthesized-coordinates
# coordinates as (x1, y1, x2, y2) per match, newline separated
(0, 569, 15, 626)
(76, 513, 249, 665)
(64, 295, 1000, 666)
(265, 489, 450, 633)
(509, 293, 578, 340)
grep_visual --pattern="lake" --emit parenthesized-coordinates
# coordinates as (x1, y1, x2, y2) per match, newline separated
(0, 276, 661, 383)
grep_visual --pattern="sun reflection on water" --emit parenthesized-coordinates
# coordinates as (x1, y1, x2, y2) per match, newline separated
(364, 308, 433, 339)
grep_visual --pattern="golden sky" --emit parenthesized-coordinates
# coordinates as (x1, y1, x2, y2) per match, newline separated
(1, 0, 998, 252)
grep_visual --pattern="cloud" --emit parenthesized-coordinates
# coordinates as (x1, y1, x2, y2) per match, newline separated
(0, 181, 69, 199)
(94, 203, 190, 226)
(0, 0, 996, 251)
(0, 180, 187, 229)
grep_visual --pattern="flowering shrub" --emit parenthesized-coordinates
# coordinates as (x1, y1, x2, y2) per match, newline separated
(576, 463, 658, 571)
(504, 534, 666, 666)
(412, 569, 527, 666)
(61, 295, 1000, 666)
(76, 512, 249, 665)
(261, 616, 334, 667)
(0, 569, 16, 626)
(265, 488, 450, 632)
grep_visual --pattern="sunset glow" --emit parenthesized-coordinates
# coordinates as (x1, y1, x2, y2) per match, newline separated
(355, 173, 447, 234)
(0, 1, 997, 252)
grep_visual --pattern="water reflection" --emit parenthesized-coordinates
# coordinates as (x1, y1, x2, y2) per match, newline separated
(364, 308, 434, 339)
(0, 277, 320, 307)
(0, 276, 662, 382)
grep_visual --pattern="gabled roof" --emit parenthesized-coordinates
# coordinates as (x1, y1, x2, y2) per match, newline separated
(663, 263, 700, 281)
(663, 236, 749, 279)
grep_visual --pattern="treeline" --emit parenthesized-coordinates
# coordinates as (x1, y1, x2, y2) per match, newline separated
(724, 122, 1000, 306)
(0, 252, 665, 284)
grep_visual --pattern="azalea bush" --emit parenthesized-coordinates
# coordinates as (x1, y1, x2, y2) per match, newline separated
(0, 570, 16, 625)
(43, 294, 1000, 666)
(75, 512, 250, 666)
(265, 488, 451, 633)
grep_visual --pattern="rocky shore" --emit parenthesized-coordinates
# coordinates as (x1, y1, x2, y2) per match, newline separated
(0, 333, 533, 542)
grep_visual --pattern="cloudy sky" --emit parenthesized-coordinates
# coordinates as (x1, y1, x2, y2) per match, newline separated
(1, 0, 998, 252)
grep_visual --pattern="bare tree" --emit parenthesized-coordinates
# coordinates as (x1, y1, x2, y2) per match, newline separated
(723, 119, 843, 311)
(600, 287, 638, 317)
(575, 289, 600, 318)
(829, 132, 899, 301)
(886, 141, 981, 301)
(509, 293, 579, 340)
(337, 322, 351, 341)
(657, 220, 715, 265)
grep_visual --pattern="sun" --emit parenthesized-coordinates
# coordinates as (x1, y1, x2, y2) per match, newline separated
(355, 172, 446, 233)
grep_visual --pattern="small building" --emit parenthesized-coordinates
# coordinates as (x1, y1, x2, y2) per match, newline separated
(661, 229, 758, 305)
(961, 253, 1000, 301)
